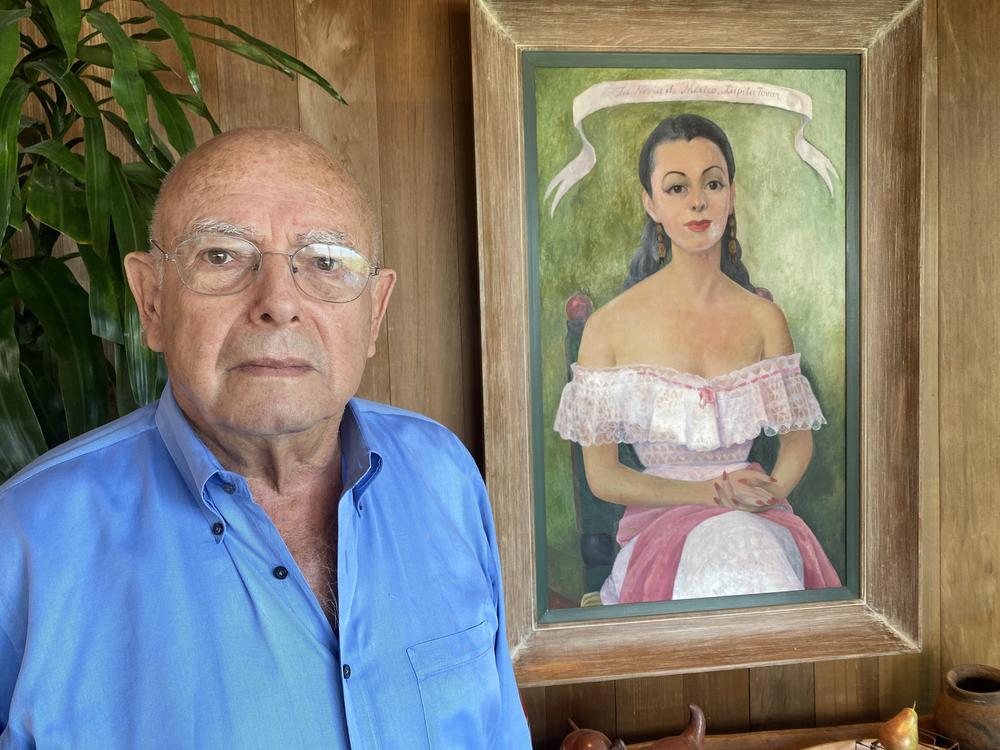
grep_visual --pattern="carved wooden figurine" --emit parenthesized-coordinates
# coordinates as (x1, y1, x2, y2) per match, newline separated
(645, 704, 705, 750)
(560, 704, 705, 750)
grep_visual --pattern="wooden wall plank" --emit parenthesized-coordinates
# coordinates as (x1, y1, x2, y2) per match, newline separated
(443, 0, 483, 461)
(211, 0, 299, 130)
(749, 664, 815, 731)
(937, 0, 1000, 674)
(373, 0, 474, 445)
(814, 659, 880, 726)
(521, 685, 549, 747)
(683, 671, 750, 733)
(293, 0, 391, 404)
(614, 676, 686, 744)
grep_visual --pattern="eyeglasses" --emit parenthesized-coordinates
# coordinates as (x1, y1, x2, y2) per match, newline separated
(152, 234, 380, 304)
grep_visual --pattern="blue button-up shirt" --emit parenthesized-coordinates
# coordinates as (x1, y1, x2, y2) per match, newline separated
(0, 385, 530, 748)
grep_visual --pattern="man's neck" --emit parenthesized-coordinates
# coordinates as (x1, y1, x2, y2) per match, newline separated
(198, 416, 346, 630)
(191, 413, 345, 499)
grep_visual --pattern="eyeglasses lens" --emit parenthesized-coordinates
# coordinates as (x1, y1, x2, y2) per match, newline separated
(295, 244, 373, 303)
(175, 236, 258, 295)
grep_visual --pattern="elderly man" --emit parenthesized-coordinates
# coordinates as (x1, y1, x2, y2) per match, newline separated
(0, 128, 530, 748)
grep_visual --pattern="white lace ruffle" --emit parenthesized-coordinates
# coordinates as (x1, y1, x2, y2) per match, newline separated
(553, 353, 826, 452)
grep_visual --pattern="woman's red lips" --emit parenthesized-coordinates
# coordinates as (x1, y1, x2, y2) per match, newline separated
(685, 220, 712, 232)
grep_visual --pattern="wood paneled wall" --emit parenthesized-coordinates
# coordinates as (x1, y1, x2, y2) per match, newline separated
(124, 0, 996, 746)
(127, 0, 483, 455)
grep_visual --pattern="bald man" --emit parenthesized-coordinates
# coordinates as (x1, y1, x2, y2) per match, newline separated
(0, 129, 531, 749)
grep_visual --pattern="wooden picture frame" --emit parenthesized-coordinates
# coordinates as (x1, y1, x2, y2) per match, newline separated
(471, 0, 927, 686)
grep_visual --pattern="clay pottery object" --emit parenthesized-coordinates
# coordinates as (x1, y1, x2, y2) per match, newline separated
(560, 720, 626, 750)
(646, 704, 706, 750)
(933, 662, 1000, 750)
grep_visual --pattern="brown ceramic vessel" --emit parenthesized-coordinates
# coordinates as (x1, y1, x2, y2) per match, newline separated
(933, 663, 1000, 750)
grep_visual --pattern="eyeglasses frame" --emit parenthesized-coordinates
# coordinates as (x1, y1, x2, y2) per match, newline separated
(150, 236, 381, 304)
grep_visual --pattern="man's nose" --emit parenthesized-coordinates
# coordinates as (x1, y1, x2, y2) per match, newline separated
(249, 252, 302, 324)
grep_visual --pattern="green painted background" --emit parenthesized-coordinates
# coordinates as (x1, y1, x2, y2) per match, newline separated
(530, 63, 850, 604)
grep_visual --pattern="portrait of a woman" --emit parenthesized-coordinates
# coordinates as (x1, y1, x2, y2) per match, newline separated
(554, 113, 842, 605)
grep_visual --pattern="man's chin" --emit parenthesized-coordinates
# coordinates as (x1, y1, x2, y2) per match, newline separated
(216, 396, 340, 439)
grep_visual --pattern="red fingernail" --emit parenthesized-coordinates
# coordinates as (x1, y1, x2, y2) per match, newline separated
(714, 483, 721, 491)
(722, 471, 728, 479)
(770, 477, 778, 482)
(714, 498, 721, 505)
(756, 500, 764, 506)
(738, 479, 748, 484)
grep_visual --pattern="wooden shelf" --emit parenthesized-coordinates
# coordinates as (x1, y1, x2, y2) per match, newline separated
(628, 721, 883, 750)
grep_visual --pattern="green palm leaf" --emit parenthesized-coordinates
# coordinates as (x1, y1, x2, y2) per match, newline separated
(76, 40, 172, 72)
(0, 276, 47, 480)
(1, 78, 31, 232)
(184, 14, 345, 104)
(141, 0, 201, 97)
(11, 258, 109, 437)
(27, 57, 100, 118)
(78, 242, 123, 344)
(142, 71, 195, 156)
(108, 157, 164, 405)
(37, 0, 81, 71)
(84, 10, 155, 164)
(22, 139, 86, 182)
(24, 161, 90, 243)
(0, 8, 31, 92)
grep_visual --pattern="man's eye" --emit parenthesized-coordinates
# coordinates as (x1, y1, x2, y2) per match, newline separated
(666, 184, 685, 195)
(202, 248, 234, 266)
(706, 179, 724, 190)
(312, 256, 344, 273)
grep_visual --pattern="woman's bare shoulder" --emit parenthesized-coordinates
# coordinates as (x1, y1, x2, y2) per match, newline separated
(747, 292, 794, 355)
(579, 283, 657, 366)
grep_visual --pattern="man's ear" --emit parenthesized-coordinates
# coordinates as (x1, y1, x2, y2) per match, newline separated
(123, 251, 165, 352)
(366, 268, 396, 358)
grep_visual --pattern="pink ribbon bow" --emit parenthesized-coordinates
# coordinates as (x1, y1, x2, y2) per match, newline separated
(698, 385, 717, 409)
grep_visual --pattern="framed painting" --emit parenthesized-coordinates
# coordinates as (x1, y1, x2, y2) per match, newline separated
(471, 0, 928, 686)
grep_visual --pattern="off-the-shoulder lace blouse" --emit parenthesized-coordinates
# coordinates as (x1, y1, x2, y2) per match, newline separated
(554, 353, 825, 474)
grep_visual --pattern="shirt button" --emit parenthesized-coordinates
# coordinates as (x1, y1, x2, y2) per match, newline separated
(342, 664, 352, 679)
(357, 501, 364, 511)
(221, 482, 236, 494)
(273, 566, 289, 580)
(212, 522, 224, 536)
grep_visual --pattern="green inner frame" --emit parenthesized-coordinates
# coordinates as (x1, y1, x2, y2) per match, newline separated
(521, 51, 861, 624)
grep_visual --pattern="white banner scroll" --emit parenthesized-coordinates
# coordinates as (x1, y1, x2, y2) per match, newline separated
(543, 79, 840, 217)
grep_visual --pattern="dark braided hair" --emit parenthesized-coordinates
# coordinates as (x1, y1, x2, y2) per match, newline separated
(624, 114, 757, 292)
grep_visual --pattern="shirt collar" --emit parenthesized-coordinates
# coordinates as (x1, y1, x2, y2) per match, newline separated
(155, 381, 226, 503)
(340, 399, 383, 497)
(155, 382, 383, 504)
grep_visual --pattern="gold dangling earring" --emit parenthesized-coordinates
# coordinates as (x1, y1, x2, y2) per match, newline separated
(656, 223, 667, 262)
(727, 214, 738, 259)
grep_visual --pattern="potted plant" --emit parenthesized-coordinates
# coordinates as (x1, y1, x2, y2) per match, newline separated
(0, 0, 343, 481)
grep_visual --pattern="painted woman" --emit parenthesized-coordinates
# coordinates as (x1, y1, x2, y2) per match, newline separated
(554, 113, 841, 604)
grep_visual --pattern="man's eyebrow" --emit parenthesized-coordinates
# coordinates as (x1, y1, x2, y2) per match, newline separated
(296, 229, 355, 247)
(179, 219, 258, 243)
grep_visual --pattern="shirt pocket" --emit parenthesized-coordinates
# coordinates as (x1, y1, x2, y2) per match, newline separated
(406, 620, 501, 748)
